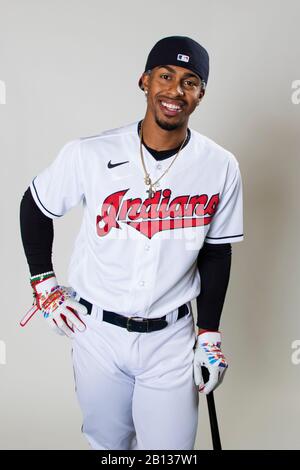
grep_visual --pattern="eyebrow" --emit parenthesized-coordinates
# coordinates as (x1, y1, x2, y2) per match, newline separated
(157, 65, 200, 81)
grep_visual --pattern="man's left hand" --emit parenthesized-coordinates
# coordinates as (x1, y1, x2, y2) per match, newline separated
(193, 331, 228, 395)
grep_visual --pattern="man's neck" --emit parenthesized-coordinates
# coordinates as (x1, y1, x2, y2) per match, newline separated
(141, 113, 188, 151)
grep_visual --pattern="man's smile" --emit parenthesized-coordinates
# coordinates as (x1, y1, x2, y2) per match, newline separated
(158, 98, 185, 116)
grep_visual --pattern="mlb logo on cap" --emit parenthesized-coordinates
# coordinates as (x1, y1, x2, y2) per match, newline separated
(177, 53, 190, 63)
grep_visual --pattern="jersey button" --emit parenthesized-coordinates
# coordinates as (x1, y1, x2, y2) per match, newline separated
(139, 281, 145, 287)
(145, 244, 150, 251)
(156, 164, 162, 170)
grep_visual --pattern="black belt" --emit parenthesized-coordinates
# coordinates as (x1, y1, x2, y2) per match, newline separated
(78, 297, 189, 333)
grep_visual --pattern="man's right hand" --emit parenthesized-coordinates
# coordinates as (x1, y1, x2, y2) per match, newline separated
(21, 273, 88, 337)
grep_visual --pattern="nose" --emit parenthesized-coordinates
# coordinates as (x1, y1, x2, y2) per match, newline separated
(167, 79, 184, 97)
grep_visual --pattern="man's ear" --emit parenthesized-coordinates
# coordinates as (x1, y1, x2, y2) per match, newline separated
(199, 88, 205, 101)
(196, 89, 205, 106)
(141, 71, 151, 92)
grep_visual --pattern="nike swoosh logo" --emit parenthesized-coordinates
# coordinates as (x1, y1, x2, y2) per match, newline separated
(108, 160, 129, 169)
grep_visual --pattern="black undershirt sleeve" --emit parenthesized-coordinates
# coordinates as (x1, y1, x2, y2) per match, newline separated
(196, 242, 232, 331)
(20, 187, 54, 276)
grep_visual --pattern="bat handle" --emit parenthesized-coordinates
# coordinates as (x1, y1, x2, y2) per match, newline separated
(201, 366, 222, 451)
(206, 392, 222, 450)
(201, 365, 210, 383)
(20, 305, 39, 327)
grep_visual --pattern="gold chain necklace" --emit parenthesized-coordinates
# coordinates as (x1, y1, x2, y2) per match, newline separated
(139, 120, 188, 198)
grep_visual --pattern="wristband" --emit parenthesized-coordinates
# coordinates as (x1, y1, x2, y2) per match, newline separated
(30, 270, 55, 283)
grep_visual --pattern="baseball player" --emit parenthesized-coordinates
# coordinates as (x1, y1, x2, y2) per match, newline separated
(19, 36, 243, 450)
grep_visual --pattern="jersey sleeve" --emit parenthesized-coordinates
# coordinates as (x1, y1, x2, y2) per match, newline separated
(205, 159, 244, 244)
(29, 139, 84, 219)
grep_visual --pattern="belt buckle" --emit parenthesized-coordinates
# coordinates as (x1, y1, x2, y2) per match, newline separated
(126, 316, 148, 332)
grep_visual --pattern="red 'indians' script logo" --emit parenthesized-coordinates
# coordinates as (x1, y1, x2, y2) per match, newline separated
(96, 188, 219, 239)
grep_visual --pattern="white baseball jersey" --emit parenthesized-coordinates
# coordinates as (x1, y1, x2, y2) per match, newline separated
(29, 121, 244, 318)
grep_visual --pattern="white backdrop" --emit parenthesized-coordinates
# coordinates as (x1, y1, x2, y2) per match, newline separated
(0, 0, 300, 449)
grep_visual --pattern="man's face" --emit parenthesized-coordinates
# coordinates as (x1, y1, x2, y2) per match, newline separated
(141, 64, 205, 131)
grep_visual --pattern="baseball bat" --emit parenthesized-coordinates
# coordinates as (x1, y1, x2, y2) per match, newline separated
(201, 366, 222, 450)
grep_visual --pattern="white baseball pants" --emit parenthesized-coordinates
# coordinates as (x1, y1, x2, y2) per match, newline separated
(71, 302, 199, 450)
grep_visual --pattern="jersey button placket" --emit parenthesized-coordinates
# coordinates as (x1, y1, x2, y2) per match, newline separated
(138, 243, 151, 287)
(138, 242, 151, 288)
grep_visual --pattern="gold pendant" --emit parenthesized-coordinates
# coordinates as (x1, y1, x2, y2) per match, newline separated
(144, 174, 152, 186)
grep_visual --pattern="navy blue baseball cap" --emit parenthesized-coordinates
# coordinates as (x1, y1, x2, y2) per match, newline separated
(138, 36, 209, 90)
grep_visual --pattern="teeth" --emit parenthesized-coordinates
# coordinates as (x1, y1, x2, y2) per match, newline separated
(161, 101, 181, 110)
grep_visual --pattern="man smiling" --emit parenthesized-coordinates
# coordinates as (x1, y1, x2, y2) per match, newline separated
(20, 35, 243, 449)
(139, 37, 207, 141)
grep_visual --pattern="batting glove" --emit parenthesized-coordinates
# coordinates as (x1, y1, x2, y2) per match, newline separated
(20, 273, 87, 337)
(193, 331, 228, 395)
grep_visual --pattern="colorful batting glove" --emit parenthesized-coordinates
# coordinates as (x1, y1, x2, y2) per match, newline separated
(193, 331, 228, 395)
(20, 273, 87, 338)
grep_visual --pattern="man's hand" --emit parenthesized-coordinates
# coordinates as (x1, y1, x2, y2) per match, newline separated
(193, 331, 228, 395)
(20, 273, 87, 337)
